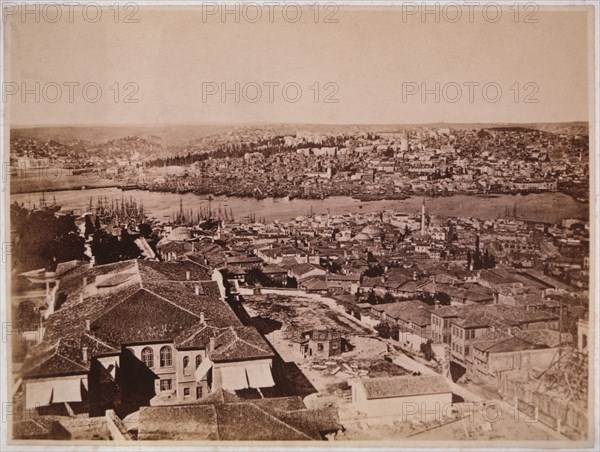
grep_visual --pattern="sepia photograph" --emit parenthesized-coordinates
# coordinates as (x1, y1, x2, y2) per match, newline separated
(0, 1, 598, 449)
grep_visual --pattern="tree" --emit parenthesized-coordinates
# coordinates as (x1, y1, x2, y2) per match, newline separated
(327, 260, 342, 274)
(437, 293, 451, 306)
(420, 339, 435, 361)
(363, 265, 384, 278)
(375, 321, 399, 340)
(10, 203, 86, 273)
(245, 267, 267, 286)
(138, 223, 153, 237)
(382, 292, 395, 304)
(91, 230, 120, 264)
(331, 228, 340, 239)
(245, 267, 285, 287)
(84, 215, 95, 236)
(366, 290, 379, 305)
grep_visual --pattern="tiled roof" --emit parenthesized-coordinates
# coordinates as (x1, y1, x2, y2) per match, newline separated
(469, 330, 513, 352)
(210, 326, 273, 362)
(174, 324, 221, 349)
(138, 405, 219, 440)
(55, 260, 88, 277)
(428, 304, 558, 329)
(396, 280, 421, 292)
(90, 289, 202, 346)
(13, 418, 70, 440)
(514, 329, 573, 348)
(377, 276, 412, 290)
(361, 276, 383, 288)
(22, 340, 88, 378)
(262, 264, 288, 274)
(361, 375, 451, 399)
(452, 304, 558, 329)
(373, 300, 431, 326)
(226, 256, 263, 264)
(471, 334, 541, 354)
(288, 263, 323, 277)
(300, 275, 328, 291)
(138, 394, 340, 441)
(214, 403, 314, 440)
(478, 269, 520, 286)
(328, 274, 360, 282)
(137, 259, 212, 282)
(420, 281, 494, 302)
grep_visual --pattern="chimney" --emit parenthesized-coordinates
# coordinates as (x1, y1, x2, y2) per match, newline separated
(195, 285, 200, 296)
(209, 336, 215, 353)
(186, 271, 191, 280)
(200, 312, 205, 323)
(80, 293, 84, 303)
(434, 300, 440, 310)
(82, 346, 88, 362)
(412, 271, 417, 281)
(83, 276, 88, 287)
(85, 319, 91, 331)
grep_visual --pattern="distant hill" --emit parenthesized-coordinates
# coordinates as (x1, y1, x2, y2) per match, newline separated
(10, 125, 235, 146)
(11, 121, 588, 145)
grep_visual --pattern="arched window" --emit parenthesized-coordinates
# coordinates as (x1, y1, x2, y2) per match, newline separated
(196, 355, 202, 368)
(141, 347, 154, 368)
(160, 346, 172, 367)
(183, 356, 189, 369)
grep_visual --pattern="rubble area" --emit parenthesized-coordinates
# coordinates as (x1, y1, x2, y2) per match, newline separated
(243, 294, 373, 342)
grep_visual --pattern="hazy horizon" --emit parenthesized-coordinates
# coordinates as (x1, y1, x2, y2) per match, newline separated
(10, 120, 590, 128)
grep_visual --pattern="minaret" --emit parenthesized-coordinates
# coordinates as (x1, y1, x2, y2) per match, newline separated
(421, 199, 426, 234)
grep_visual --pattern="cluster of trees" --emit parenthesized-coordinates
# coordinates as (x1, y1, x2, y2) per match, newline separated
(466, 235, 496, 270)
(420, 292, 451, 306)
(365, 290, 395, 305)
(147, 131, 379, 170)
(10, 203, 85, 275)
(244, 267, 294, 288)
(374, 321, 399, 340)
(321, 258, 342, 274)
(362, 264, 385, 278)
(90, 228, 143, 265)
(147, 134, 353, 168)
(145, 150, 211, 168)
(466, 248, 497, 270)
(84, 213, 156, 265)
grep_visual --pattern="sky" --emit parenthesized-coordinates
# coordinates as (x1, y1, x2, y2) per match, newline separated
(3, 4, 593, 126)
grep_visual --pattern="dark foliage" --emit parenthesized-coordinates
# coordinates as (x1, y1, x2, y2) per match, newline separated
(420, 339, 435, 361)
(91, 228, 141, 265)
(10, 203, 86, 273)
(374, 321, 399, 340)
